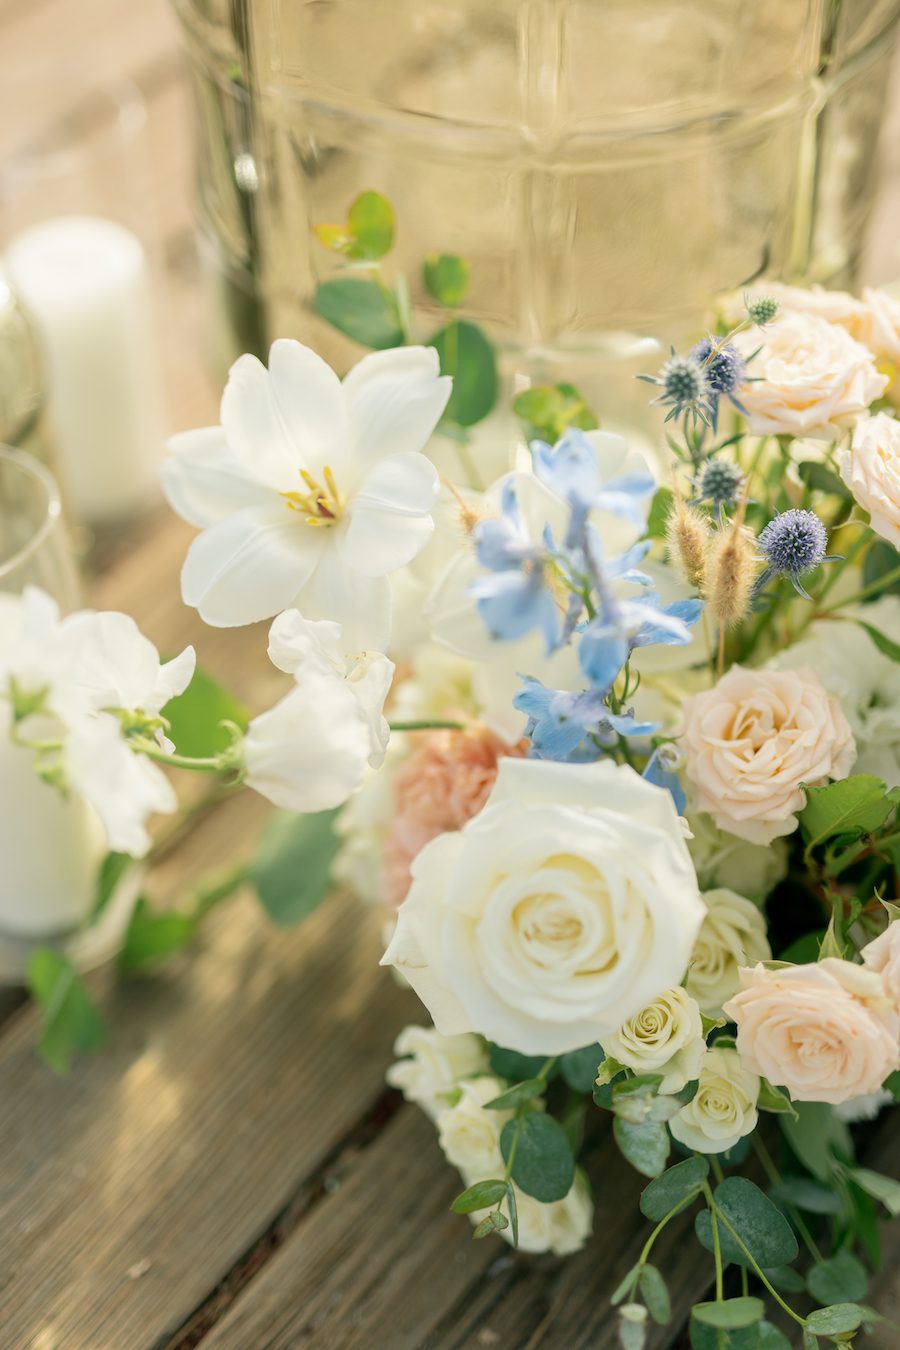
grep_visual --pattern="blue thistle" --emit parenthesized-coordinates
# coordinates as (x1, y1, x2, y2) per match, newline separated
(638, 351, 712, 427)
(746, 294, 780, 327)
(757, 508, 837, 599)
(694, 457, 744, 511)
(691, 337, 748, 430)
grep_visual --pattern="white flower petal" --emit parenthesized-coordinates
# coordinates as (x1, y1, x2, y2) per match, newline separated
(162, 427, 271, 529)
(220, 354, 303, 489)
(267, 339, 351, 482)
(342, 346, 451, 480)
(347, 652, 395, 768)
(296, 543, 392, 651)
(339, 452, 439, 576)
(181, 507, 325, 628)
(267, 610, 345, 676)
(67, 718, 177, 857)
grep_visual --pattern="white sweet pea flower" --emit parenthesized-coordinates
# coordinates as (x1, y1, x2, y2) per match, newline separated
(163, 341, 451, 649)
(66, 716, 178, 857)
(267, 610, 394, 769)
(244, 618, 395, 813)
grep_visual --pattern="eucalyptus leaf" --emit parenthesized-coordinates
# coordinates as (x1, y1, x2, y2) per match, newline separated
(855, 619, 900, 663)
(693, 1297, 764, 1329)
(346, 190, 394, 259)
(780, 1101, 852, 1182)
(559, 1044, 603, 1093)
(804, 1303, 865, 1336)
(695, 1178, 798, 1268)
(249, 808, 340, 927)
(613, 1118, 670, 1179)
(770, 1176, 843, 1216)
(796, 460, 850, 498)
(472, 1210, 508, 1240)
(313, 277, 404, 349)
(489, 1044, 552, 1082)
(862, 539, 900, 600)
(806, 1250, 868, 1305)
(120, 898, 195, 969)
(484, 1078, 545, 1110)
(429, 320, 498, 427)
(26, 949, 105, 1072)
(641, 1156, 709, 1222)
(451, 1179, 507, 1214)
(638, 1264, 670, 1325)
(423, 253, 470, 307)
(500, 1112, 574, 1203)
(847, 1167, 900, 1216)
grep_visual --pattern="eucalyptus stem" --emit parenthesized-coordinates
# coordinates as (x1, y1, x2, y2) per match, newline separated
(712, 1205, 808, 1328)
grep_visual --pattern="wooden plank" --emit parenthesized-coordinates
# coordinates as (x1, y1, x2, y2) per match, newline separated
(199, 1106, 711, 1350)
(0, 807, 417, 1350)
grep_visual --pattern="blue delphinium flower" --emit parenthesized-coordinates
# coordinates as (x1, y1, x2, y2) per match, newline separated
(470, 479, 560, 650)
(515, 678, 660, 762)
(756, 508, 837, 600)
(531, 429, 655, 548)
(642, 743, 686, 815)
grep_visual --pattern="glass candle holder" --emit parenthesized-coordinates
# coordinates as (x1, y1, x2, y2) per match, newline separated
(0, 79, 168, 531)
(0, 448, 138, 981)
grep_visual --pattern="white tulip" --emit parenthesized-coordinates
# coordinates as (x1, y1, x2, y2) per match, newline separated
(163, 340, 451, 649)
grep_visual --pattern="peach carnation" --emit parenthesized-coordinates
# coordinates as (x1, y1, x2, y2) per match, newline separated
(681, 665, 855, 845)
(724, 960, 899, 1105)
(381, 725, 526, 907)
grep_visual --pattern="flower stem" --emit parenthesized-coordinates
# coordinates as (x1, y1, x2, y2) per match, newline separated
(388, 719, 467, 732)
(130, 740, 229, 773)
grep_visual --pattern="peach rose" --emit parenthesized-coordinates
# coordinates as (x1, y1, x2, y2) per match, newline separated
(838, 412, 900, 549)
(743, 283, 900, 362)
(381, 725, 526, 907)
(733, 310, 886, 439)
(724, 960, 899, 1105)
(681, 666, 855, 845)
(862, 921, 900, 1011)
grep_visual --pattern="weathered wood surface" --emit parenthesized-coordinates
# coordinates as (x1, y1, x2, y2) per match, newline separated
(0, 1, 900, 1347)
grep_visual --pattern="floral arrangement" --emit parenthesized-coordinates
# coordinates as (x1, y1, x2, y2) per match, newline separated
(7, 189, 900, 1344)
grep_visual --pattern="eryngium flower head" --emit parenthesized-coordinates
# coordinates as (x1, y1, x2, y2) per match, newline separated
(698, 458, 744, 510)
(758, 508, 830, 598)
(641, 352, 712, 426)
(746, 294, 780, 327)
(691, 339, 746, 397)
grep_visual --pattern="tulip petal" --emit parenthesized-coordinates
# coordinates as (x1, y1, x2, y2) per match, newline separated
(181, 507, 325, 628)
(163, 428, 272, 528)
(267, 339, 350, 481)
(339, 452, 438, 576)
(220, 354, 303, 489)
(297, 543, 392, 651)
(342, 346, 451, 480)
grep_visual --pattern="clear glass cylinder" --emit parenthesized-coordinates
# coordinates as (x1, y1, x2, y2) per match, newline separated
(172, 0, 900, 432)
(0, 450, 135, 979)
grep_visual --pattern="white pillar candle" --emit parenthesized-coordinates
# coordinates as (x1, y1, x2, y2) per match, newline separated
(0, 593, 105, 937)
(4, 216, 166, 526)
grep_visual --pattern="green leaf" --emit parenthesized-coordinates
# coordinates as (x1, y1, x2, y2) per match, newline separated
(559, 1044, 603, 1093)
(696, 1178, 798, 1268)
(863, 539, 900, 600)
(346, 190, 394, 260)
(423, 253, 470, 307)
(313, 277, 404, 350)
(847, 1166, 900, 1216)
(693, 1297, 764, 1330)
(805, 1303, 865, 1336)
(90, 851, 132, 921)
(647, 486, 674, 540)
(613, 1118, 670, 1178)
(641, 1156, 710, 1222)
(512, 382, 599, 442)
(472, 1210, 508, 1239)
(120, 898, 195, 969)
(484, 1078, 545, 1110)
(780, 1103, 852, 1182)
(450, 1179, 507, 1214)
(764, 1264, 807, 1293)
(690, 1318, 768, 1349)
(248, 808, 340, 926)
(796, 460, 850, 498)
(163, 666, 249, 758)
(757, 1079, 798, 1119)
(884, 1069, 900, 1101)
(638, 1264, 671, 1324)
(500, 1113, 575, 1203)
(756, 1324, 791, 1349)
(806, 1251, 868, 1305)
(818, 911, 849, 961)
(800, 775, 893, 851)
(611, 1263, 640, 1306)
(488, 1044, 552, 1082)
(611, 1074, 665, 1123)
(26, 949, 105, 1073)
(429, 320, 498, 427)
(770, 1175, 843, 1215)
(854, 618, 900, 663)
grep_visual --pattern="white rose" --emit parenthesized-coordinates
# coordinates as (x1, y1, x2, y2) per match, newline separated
(862, 919, 900, 1011)
(686, 888, 772, 1017)
(733, 311, 886, 440)
(385, 1025, 488, 1120)
(436, 1076, 511, 1178)
(859, 287, 900, 365)
(686, 804, 788, 900)
(601, 986, 705, 1093)
(838, 412, 900, 549)
(467, 1169, 594, 1256)
(772, 597, 900, 788)
(381, 758, 705, 1055)
(669, 1046, 759, 1154)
